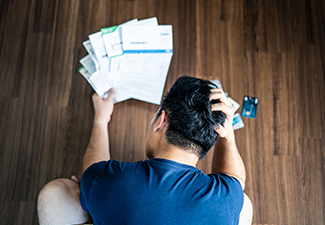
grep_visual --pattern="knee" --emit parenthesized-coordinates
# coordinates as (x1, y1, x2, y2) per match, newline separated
(37, 178, 73, 208)
(37, 178, 89, 225)
(38, 179, 68, 198)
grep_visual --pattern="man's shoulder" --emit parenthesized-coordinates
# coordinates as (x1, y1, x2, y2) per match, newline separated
(86, 159, 154, 181)
(86, 159, 146, 174)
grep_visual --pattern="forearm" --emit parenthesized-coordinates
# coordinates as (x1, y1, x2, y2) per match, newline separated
(212, 128, 246, 189)
(82, 121, 110, 173)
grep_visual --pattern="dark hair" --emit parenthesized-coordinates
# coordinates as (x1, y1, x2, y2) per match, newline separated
(156, 76, 226, 159)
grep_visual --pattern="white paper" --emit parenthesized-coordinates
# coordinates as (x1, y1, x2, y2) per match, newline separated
(113, 25, 173, 105)
(82, 40, 100, 71)
(79, 55, 96, 74)
(115, 53, 172, 104)
(78, 67, 102, 96)
(78, 67, 92, 80)
(107, 56, 123, 87)
(102, 18, 138, 58)
(210, 79, 223, 89)
(228, 97, 240, 112)
(102, 17, 158, 57)
(102, 17, 158, 76)
(122, 25, 173, 51)
(129, 17, 158, 26)
(79, 67, 130, 102)
(89, 32, 110, 75)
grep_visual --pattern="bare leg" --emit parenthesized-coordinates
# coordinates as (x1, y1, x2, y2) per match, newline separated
(238, 193, 253, 225)
(37, 177, 91, 225)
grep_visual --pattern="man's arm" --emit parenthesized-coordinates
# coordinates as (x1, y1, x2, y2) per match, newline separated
(82, 89, 115, 174)
(210, 89, 246, 190)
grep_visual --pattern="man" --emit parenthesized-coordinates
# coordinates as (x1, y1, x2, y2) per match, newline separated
(37, 76, 253, 224)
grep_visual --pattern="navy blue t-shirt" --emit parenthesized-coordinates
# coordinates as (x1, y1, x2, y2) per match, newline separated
(80, 158, 243, 225)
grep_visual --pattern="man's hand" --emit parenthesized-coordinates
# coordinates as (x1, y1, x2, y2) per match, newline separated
(210, 88, 235, 139)
(92, 88, 115, 124)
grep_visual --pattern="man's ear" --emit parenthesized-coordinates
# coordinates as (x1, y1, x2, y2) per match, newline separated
(154, 110, 168, 132)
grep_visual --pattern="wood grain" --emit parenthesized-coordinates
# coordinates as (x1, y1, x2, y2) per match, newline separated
(0, 0, 324, 224)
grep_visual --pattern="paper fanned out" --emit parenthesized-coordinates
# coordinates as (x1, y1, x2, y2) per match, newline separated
(78, 17, 173, 105)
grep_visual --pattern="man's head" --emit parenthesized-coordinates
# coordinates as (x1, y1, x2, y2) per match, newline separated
(145, 76, 226, 160)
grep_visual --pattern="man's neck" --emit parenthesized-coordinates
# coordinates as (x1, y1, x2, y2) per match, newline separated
(153, 145, 199, 167)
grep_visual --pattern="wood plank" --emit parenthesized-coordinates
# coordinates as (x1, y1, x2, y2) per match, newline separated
(0, 0, 31, 98)
(273, 156, 303, 225)
(220, 0, 243, 21)
(0, 201, 37, 224)
(33, 0, 56, 33)
(294, 45, 324, 138)
(299, 138, 325, 224)
(43, 0, 79, 107)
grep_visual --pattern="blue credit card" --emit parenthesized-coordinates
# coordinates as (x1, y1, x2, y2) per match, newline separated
(241, 96, 258, 119)
(232, 113, 244, 130)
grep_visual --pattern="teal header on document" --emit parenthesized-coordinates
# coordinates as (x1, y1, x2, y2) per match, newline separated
(123, 49, 173, 54)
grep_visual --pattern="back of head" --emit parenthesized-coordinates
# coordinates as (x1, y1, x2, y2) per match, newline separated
(157, 76, 226, 159)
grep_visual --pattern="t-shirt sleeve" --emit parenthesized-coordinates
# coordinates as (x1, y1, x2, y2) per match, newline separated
(209, 173, 244, 216)
(79, 161, 107, 212)
(211, 173, 243, 192)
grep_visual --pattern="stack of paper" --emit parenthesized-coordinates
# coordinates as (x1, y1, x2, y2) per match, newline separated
(79, 17, 173, 105)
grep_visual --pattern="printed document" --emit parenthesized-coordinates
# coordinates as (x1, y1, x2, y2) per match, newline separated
(78, 18, 173, 105)
(114, 25, 173, 104)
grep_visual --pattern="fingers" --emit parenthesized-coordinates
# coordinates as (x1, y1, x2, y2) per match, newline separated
(211, 102, 235, 118)
(92, 93, 100, 103)
(210, 89, 231, 106)
(106, 88, 115, 101)
(214, 124, 228, 138)
(210, 88, 234, 117)
(70, 175, 80, 184)
(210, 88, 223, 93)
(92, 88, 115, 101)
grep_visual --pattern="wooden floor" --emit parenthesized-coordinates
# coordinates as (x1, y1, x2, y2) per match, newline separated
(0, 0, 324, 224)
